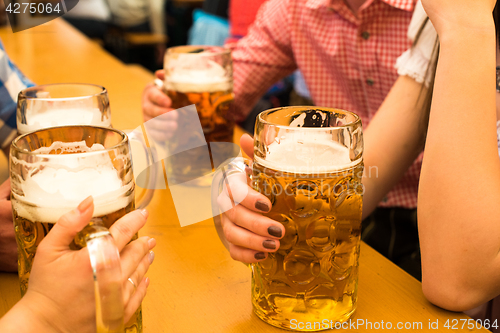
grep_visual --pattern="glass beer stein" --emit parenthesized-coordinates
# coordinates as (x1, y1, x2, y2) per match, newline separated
(214, 106, 364, 331)
(17, 83, 111, 135)
(16, 83, 155, 210)
(162, 46, 234, 185)
(10, 126, 147, 333)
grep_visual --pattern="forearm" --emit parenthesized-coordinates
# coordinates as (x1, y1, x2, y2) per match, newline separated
(419, 26, 500, 310)
(362, 75, 427, 218)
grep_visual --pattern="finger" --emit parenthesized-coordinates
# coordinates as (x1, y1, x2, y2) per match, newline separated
(240, 134, 254, 159)
(123, 249, 153, 305)
(43, 196, 94, 250)
(0, 200, 12, 221)
(155, 70, 165, 81)
(143, 102, 174, 119)
(229, 243, 268, 264)
(109, 209, 148, 251)
(124, 277, 149, 323)
(120, 236, 155, 279)
(147, 85, 171, 108)
(223, 172, 271, 214)
(222, 198, 284, 239)
(0, 179, 11, 199)
(222, 215, 281, 252)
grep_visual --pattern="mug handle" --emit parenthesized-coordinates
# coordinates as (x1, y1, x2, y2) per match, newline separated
(84, 219, 125, 333)
(126, 130, 157, 209)
(211, 157, 253, 253)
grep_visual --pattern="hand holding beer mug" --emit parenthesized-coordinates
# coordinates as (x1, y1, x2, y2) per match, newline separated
(10, 126, 149, 332)
(215, 107, 364, 330)
(155, 46, 234, 185)
(14, 198, 153, 332)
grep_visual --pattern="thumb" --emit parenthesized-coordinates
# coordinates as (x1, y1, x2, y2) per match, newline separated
(240, 134, 254, 160)
(43, 196, 94, 250)
(155, 69, 165, 81)
(0, 179, 11, 200)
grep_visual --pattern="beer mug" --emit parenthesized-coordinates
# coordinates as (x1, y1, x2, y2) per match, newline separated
(16, 83, 155, 209)
(214, 107, 364, 330)
(17, 83, 111, 136)
(160, 46, 234, 185)
(10, 126, 147, 333)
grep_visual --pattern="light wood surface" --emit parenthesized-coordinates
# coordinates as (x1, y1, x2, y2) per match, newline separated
(0, 19, 490, 332)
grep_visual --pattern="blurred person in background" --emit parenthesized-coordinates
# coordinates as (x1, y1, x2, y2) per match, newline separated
(0, 39, 34, 272)
(143, 0, 425, 279)
(64, 0, 112, 41)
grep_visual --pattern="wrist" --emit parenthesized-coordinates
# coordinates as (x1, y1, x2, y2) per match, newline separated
(436, 18, 495, 42)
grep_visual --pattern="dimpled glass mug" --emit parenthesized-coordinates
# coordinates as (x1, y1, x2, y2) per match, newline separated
(214, 106, 364, 331)
(10, 126, 148, 333)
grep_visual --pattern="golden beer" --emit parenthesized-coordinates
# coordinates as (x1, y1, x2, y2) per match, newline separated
(250, 107, 364, 331)
(10, 126, 142, 333)
(164, 46, 234, 185)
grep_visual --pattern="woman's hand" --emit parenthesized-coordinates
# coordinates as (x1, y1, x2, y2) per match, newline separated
(7, 197, 155, 333)
(217, 134, 285, 263)
(421, 0, 496, 35)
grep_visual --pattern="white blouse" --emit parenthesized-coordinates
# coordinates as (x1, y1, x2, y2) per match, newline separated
(394, 1, 437, 87)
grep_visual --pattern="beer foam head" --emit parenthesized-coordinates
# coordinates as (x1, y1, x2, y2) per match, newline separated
(18, 108, 111, 134)
(165, 55, 231, 93)
(256, 134, 358, 174)
(12, 141, 132, 222)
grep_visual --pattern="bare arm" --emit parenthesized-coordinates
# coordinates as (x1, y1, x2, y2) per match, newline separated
(362, 75, 427, 217)
(419, 0, 500, 311)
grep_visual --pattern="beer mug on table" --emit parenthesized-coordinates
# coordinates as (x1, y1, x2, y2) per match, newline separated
(16, 83, 155, 209)
(215, 107, 364, 331)
(10, 126, 147, 333)
(162, 46, 234, 184)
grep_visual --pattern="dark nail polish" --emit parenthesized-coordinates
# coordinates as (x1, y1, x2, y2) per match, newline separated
(263, 240, 276, 250)
(254, 252, 266, 260)
(255, 200, 270, 212)
(268, 226, 282, 238)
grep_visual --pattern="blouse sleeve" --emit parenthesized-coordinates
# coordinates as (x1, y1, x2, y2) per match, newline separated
(395, 0, 438, 87)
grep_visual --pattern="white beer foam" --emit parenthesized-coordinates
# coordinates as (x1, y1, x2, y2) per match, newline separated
(13, 141, 131, 223)
(165, 57, 231, 92)
(18, 108, 110, 134)
(256, 135, 359, 174)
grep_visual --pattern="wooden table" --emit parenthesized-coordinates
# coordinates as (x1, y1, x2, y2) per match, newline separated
(0, 19, 490, 332)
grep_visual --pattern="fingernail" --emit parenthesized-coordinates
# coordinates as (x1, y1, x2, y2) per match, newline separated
(140, 209, 149, 219)
(148, 251, 155, 264)
(263, 240, 276, 250)
(268, 226, 282, 238)
(255, 201, 270, 212)
(148, 237, 156, 249)
(77, 196, 93, 214)
(254, 252, 266, 260)
(145, 277, 150, 287)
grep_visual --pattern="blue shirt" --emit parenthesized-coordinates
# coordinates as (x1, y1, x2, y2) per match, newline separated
(0, 40, 34, 148)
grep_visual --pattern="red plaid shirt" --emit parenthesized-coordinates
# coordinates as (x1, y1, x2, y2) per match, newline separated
(231, 0, 419, 209)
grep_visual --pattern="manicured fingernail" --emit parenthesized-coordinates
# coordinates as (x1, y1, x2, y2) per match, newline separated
(148, 251, 155, 264)
(148, 237, 156, 249)
(254, 252, 266, 260)
(140, 209, 149, 219)
(263, 240, 276, 250)
(255, 200, 270, 212)
(268, 226, 282, 238)
(77, 196, 93, 214)
(145, 277, 150, 287)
